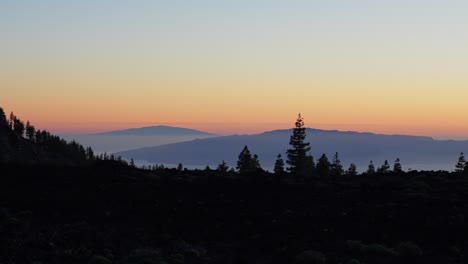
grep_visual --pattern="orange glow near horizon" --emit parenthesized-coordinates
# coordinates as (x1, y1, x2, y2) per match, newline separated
(3, 73, 468, 139)
(3, 103, 468, 140)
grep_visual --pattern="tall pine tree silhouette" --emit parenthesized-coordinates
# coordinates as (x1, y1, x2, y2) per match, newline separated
(455, 152, 465, 173)
(274, 154, 285, 176)
(286, 114, 311, 177)
(237, 146, 261, 174)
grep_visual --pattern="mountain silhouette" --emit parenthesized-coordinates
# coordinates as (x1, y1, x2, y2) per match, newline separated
(116, 128, 468, 171)
(94, 125, 216, 136)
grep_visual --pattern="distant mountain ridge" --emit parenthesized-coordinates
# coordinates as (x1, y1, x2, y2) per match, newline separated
(116, 128, 468, 171)
(94, 125, 215, 136)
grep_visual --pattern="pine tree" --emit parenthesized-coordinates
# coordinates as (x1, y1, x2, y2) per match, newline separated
(316, 153, 330, 177)
(274, 154, 285, 175)
(177, 163, 183, 171)
(237, 145, 252, 173)
(286, 114, 311, 176)
(367, 160, 375, 174)
(85, 147, 94, 161)
(25, 121, 35, 141)
(12, 116, 25, 137)
(237, 146, 260, 174)
(455, 152, 465, 173)
(377, 160, 390, 174)
(35, 129, 42, 144)
(252, 154, 261, 170)
(217, 160, 229, 173)
(0, 107, 7, 128)
(393, 158, 402, 173)
(330, 152, 344, 176)
(346, 163, 358, 176)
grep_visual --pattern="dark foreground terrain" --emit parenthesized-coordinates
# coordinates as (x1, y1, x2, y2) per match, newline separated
(1, 163, 468, 264)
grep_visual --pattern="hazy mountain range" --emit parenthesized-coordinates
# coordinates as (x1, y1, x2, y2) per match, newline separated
(60, 126, 217, 154)
(94, 125, 215, 136)
(116, 128, 468, 172)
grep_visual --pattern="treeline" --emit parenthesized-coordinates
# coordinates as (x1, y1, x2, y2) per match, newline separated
(0, 107, 92, 162)
(0, 107, 128, 165)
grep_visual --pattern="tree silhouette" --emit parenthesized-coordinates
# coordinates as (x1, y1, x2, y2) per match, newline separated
(34, 129, 42, 144)
(236, 146, 260, 174)
(393, 158, 402, 173)
(0, 107, 7, 128)
(216, 160, 229, 173)
(330, 152, 344, 176)
(286, 114, 311, 176)
(177, 163, 183, 171)
(316, 153, 330, 177)
(274, 154, 285, 176)
(85, 147, 94, 161)
(346, 163, 358, 176)
(252, 154, 261, 170)
(25, 121, 35, 141)
(377, 160, 390, 174)
(367, 160, 375, 174)
(455, 152, 465, 173)
(9, 112, 14, 129)
(12, 115, 25, 137)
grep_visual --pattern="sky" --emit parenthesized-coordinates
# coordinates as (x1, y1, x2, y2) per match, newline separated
(1, 0, 468, 138)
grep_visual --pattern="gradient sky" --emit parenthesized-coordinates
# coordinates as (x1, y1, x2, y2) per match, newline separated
(2, 0, 468, 138)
